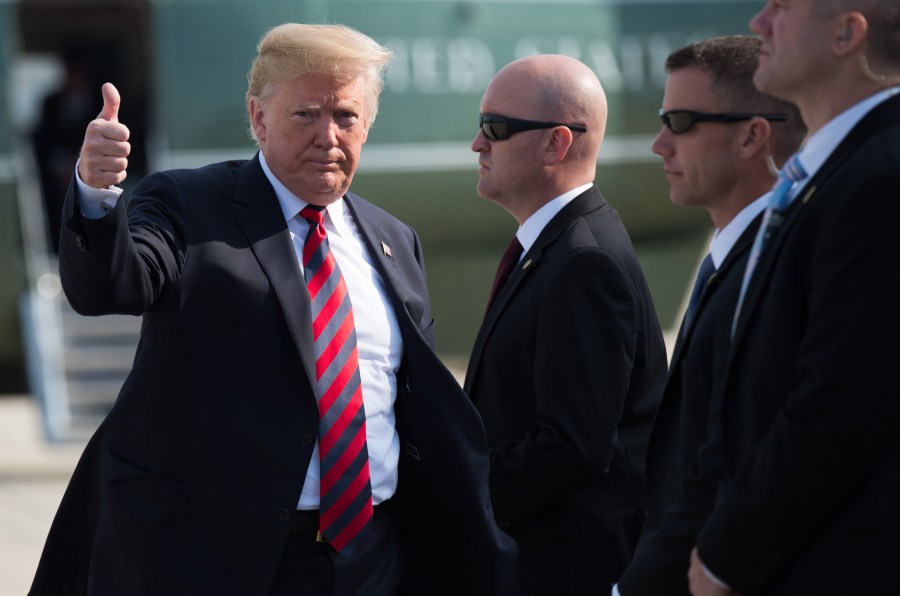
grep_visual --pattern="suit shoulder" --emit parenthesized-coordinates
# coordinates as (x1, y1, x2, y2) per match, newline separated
(133, 160, 248, 202)
(149, 159, 246, 184)
(570, 204, 641, 265)
(345, 191, 418, 238)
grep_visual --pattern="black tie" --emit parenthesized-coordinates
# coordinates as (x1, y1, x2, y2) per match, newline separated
(683, 253, 715, 333)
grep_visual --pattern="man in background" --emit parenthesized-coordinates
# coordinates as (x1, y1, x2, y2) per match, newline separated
(689, 2, 900, 593)
(465, 54, 667, 594)
(615, 34, 805, 596)
(32, 48, 99, 253)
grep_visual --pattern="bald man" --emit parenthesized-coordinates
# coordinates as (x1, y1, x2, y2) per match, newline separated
(463, 55, 667, 594)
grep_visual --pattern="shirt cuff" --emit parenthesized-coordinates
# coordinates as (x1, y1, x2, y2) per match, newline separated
(702, 562, 731, 591)
(75, 160, 123, 219)
(611, 583, 621, 596)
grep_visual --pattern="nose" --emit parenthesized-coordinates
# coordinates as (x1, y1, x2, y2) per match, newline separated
(471, 128, 489, 153)
(650, 127, 673, 158)
(749, 3, 772, 36)
(315, 117, 339, 149)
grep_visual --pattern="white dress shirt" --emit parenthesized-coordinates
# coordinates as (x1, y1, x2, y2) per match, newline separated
(514, 183, 593, 256)
(709, 192, 769, 269)
(75, 151, 403, 508)
(792, 86, 900, 194)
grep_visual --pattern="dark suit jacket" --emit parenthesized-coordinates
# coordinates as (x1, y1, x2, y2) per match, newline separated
(463, 187, 667, 595)
(617, 216, 760, 596)
(30, 155, 519, 596)
(696, 94, 900, 595)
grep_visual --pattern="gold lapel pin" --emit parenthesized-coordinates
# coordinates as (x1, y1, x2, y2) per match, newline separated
(801, 186, 817, 204)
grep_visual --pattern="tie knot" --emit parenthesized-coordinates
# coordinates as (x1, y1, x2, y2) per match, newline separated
(780, 154, 807, 183)
(299, 205, 326, 226)
(503, 236, 524, 261)
(698, 253, 715, 280)
(768, 154, 808, 211)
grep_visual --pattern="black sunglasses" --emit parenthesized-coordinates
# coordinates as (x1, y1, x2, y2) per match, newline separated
(659, 109, 788, 134)
(479, 113, 587, 141)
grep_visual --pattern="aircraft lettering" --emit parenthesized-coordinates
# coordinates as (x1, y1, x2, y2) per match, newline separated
(384, 37, 495, 94)
(385, 31, 719, 96)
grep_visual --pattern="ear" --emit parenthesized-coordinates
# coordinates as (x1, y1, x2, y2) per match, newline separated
(544, 126, 574, 166)
(248, 97, 266, 143)
(738, 117, 772, 160)
(834, 12, 868, 56)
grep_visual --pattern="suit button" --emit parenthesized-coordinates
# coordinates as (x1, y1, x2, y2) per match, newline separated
(278, 508, 291, 521)
(300, 433, 314, 446)
(498, 519, 511, 530)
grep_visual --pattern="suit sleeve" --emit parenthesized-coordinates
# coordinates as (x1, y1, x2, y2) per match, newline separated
(488, 248, 639, 521)
(59, 171, 189, 316)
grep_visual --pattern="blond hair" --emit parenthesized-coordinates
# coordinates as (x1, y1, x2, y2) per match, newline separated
(246, 23, 393, 126)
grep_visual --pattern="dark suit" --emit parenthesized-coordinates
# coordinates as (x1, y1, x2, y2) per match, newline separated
(617, 216, 760, 595)
(464, 187, 667, 594)
(30, 155, 519, 596)
(696, 94, 900, 595)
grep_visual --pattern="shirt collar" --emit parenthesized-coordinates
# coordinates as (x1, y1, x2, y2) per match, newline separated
(709, 193, 768, 269)
(796, 87, 900, 182)
(516, 183, 593, 257)
(259, 150, 349, 237)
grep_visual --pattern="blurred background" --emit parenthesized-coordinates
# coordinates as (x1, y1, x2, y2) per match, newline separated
(0, 0, 760, 592)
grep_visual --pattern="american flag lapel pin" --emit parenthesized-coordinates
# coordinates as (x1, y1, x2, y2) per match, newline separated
(381, 241, 392, 257)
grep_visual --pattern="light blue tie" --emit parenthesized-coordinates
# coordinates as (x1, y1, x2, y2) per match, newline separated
(732, 155, 808, 337)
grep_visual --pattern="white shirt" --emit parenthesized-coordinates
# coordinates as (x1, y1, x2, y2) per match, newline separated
(793, 86, 900, 194)
(514, 183, 593, 256)
(75, 151, 403, 508)
(709, 193, 769, 269)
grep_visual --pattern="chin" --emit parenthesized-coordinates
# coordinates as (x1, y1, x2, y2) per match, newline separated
(753, 70, 774, 95)
(475, 182, 495, 201)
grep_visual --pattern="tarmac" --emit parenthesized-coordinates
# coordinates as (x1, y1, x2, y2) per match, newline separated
(0, 394, 82, 596)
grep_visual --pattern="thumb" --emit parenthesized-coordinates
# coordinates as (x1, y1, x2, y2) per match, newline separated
(98, 82, 121, 122)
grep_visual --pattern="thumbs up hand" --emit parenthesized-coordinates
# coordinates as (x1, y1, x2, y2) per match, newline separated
(78, 83, 132, 189)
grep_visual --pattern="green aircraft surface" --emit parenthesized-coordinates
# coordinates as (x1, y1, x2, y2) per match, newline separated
(0, 0, 762, 397)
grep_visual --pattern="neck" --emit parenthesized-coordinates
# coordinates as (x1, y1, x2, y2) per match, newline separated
(798, 76, 896, 135)
(707, 177, 775, 230)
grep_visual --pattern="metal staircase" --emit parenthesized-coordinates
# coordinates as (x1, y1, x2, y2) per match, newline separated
(15, 140, 139, 443)
(21, 268, 140, 442)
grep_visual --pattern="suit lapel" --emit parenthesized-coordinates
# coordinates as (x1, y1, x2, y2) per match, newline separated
(343, 193, 425, 329)
(465, 187, 605, 394)
(732, 94, 900, 344)
(670, 214, 760, 364)
(230, 155, 317, 388)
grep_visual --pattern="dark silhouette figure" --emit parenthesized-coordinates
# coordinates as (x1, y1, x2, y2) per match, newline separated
(32, 49, 101, 253)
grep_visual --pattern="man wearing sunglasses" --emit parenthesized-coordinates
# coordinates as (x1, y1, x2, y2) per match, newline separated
(614, 35, 805, 596)
(687, 2, 900, 595)
(464, 54, 667, 594)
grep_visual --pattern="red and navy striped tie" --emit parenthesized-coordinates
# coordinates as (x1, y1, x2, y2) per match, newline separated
(299, 205, 373, 555)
